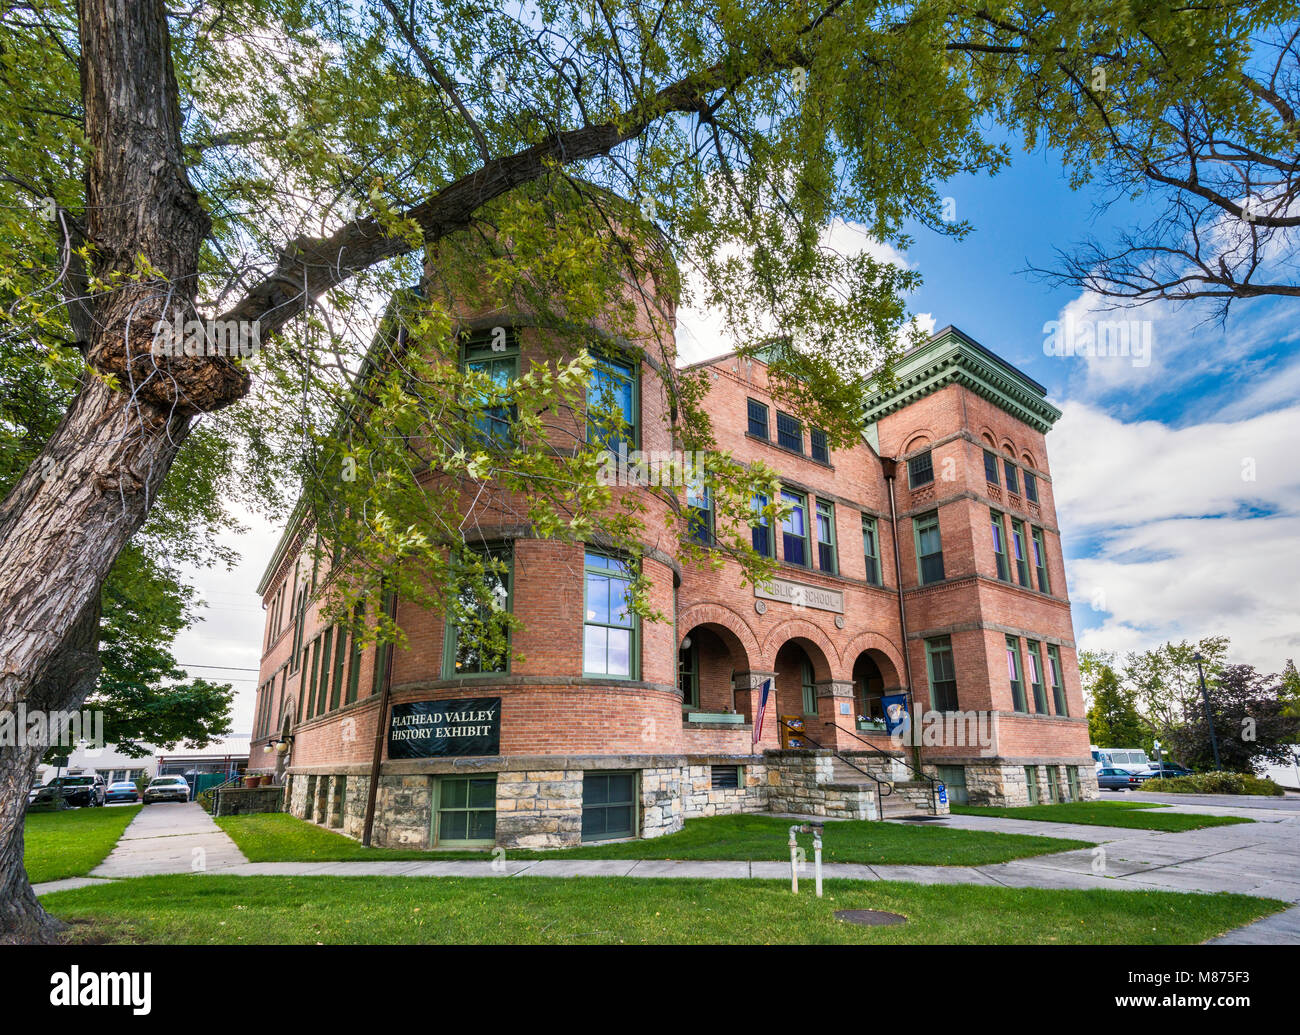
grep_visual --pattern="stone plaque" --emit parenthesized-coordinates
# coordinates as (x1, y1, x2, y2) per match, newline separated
(388, 697, 501, 759)
(754, 578, 844, 614)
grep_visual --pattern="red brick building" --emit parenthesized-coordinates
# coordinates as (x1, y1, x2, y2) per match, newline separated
(249, 287, 1097, 849)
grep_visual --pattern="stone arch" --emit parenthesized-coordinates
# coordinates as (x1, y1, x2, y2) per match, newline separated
(761, 618, 840, 680)
(903, 431, 933, 455)
(1000, 439, 1017, 457)
(1020, 450, 1038, 471)
(841, 631, 906, 689)
(676, 603, 761, 666)
(979, 429, 998, 449)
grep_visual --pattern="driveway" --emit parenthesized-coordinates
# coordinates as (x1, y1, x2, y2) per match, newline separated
(90, 801, 248, 878)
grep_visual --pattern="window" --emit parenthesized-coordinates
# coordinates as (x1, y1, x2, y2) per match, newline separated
(678, 641, 699, 709)
(776, 411, 803, 452)
(462, 333, 518, 445)
(583, 552, 636, 678)
(1027, 640, 1048, 714)
(861, 515, 881, 586)
(1031, 527, 1051, 593)
(435, 776, 496, 845)
(329, 627, 347, 710)
(934, 764, 968, 805)
(925, 636, 958, 711)
(1006, 636, 1027, 712)
(751, 493, 774, 557)
(318, 628, 334, 713)
(914, 511, 944, 584)
(810, 428, 829, 463)
(746, 398, 769, 439)
(1047, 765, 1061, 803)
(686, 479, 713, 545)
(815, 499, 837, 573)
(710, 765, 741, 790)
(780, 490, 809, 566)
(908, 449, 934, 488)
(983, 449, 1000, 486)
(1003, 458, 1019, 495)
(444, 548, 512, 677)
(588, 354, 637, 451)
(1047, 644, 1068, 716)
(371, 589, 395, 696)
(1025, 766, 1040, 804)
(1024, 470, 1039, 504)
(582, 771, 636, 841)
(990, 510, 1010, 582)
(345, 619, 363, 704)
(800, 657, 817, 715)
(1066, 765, 1080, 801)
(1010, 519, 1031, 587)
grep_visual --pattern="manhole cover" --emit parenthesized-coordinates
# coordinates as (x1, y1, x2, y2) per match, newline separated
(834, 909, 907, 927)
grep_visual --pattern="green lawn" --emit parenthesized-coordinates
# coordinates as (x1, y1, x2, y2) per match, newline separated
(217, 811, 1091, 867)
(40, 874, 1283, 945)
(24, 806, 141, 884)
(950, 801, 1253, 832)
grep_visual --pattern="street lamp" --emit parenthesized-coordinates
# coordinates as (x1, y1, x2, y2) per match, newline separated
(1192, 651, 1222, 771)
(1153, 738, 1162, 776)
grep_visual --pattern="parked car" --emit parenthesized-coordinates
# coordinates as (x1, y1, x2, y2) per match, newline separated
(143, 775, 191, 804)
(46, 774, 105, 807)
(27, 784, 67, 812)
(1145, 763, 1193, 779)
(1096, 766, 1149, 791)
(104, 780, 141, 804)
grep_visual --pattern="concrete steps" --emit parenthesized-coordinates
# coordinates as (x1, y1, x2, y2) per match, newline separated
(828, 759, 933, 818)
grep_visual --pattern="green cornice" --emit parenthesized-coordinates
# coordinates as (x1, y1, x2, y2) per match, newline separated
(861, 325, 1062, 435)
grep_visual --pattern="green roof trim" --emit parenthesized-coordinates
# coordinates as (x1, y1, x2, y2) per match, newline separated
(861, 325, 1062, 434)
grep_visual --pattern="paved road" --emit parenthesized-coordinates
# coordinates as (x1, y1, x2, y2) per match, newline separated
(89, 802, 248, 878)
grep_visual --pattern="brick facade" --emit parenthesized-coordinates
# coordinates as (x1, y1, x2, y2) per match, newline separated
(249, 313, 1097, 851)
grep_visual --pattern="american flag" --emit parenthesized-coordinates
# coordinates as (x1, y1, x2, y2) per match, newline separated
(752, 678, 773, 746)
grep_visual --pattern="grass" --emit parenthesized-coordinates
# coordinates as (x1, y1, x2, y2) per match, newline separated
(24, 806, 141, 884)
(41, 874, 1284, 945)
(950, 800, 1253, 832)
(216, 811, 1091, 867)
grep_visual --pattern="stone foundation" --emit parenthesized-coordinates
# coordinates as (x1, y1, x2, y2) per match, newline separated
(212, 784, 284, 817)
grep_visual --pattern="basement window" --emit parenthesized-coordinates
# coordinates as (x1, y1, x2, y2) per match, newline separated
(710, 765, 742, 790)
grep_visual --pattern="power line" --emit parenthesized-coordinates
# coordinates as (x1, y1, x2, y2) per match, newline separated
(177, 663, 260, 671)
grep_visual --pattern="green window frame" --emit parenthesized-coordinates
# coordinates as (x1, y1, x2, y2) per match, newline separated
(815, 499, 837, 573)
(1024, 469, 1039, 504)
(686, 479, 713, 545)
(1031, 527, 1051, 593)
(434, 776, 497, 846)
(678, 640, 699, 710)
(800, 657, 818, 715)
(810, 427, 829, 463)
(443, 548, 513, 678)
(991, 509, 1010, 581)
(1027, 640, 1048, 714)
(1047, 644, 1068, 716)
(776, 410, 803, 453)
(1047, 765, 1062, 803)
(371, 590, 396, 697)
(461, 332, 519, 446)
(318, 627, 334, 713)
(1010, 518, 1031, 587)
(780, 490, 809, 567)
(1066, 765, 1080, 801)
(1006, 636, 1027, 713)
(925, 636, 958, 711)
(307, 636, 323, 718)
(908, 449, 934, 487)
(751, 493, 774, 557)
(861, 515, 881, 586)
(329, 627, 347, 710)
(913, 511, 944, 585)
(583, 551, 638, 679)
(746, 398, 769, 439)
(1003, 458, 1020, 495)
(1024, 765, 1040, 805)
(581, 771, 637, 842)
(587, 353, 638, 452)
(345, 608, 363, 704)
(934, 764, 969, 805)
(983, 449, 1000, 486)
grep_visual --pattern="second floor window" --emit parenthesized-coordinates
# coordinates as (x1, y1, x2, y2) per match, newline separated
(861, 515, 881, 586)
(1031, 527, 1051, 593)
(781, 490, 809, 566)
(926, 636, 958, 711)
(776, 411, 803, 452)
(588, 354, 636, 452)
(914, 511, 944, 584)
(1006, 636, 1027, 712)
(908, 449, 934, 487)
(747, 398, 769, 439)
(752, 493, 774, 557)
(815, 499, 837, 573)
(686, 481, 713, 545)
(444, 549, 512, 677)
(1047, 644, 1067, 715)
(463, 334, 518, 445)
(1010, 518, 1031, 586)
(1027, 640, 1048, 714)
(583, 552, 636, 678)
(983, 449, 1000, 485)
(991, 510, 1010, 582)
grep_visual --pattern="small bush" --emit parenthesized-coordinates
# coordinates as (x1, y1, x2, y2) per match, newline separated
(1143, 772, 1284, 796)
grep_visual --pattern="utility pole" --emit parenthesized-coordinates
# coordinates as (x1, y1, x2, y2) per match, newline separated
(1193, 651, 1222, 771)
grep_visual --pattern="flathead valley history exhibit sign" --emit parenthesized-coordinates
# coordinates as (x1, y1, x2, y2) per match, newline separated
(388, 698, 501, 758)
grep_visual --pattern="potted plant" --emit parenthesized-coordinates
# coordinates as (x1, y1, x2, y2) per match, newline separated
(243, 773, 260, 788)
(259, 774, 272, 786)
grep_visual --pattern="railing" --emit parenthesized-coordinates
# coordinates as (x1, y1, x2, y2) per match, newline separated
(777, 719, 892, 820)
(196, 774, 243, 815)
(830, 720, 941, 815)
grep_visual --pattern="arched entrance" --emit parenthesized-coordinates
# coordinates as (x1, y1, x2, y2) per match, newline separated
(678, 622, 751, 717)
(771, 637, 835, 743)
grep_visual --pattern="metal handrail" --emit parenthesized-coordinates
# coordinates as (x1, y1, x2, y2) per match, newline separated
(777, 719, 892, 818)
(831, 720, 941, 814)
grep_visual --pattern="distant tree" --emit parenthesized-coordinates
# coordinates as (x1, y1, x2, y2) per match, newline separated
(1276, 659, 1300, 743)
(1123, 636, 1230, 743)
(1087, 665, 1146, 748)
(1169, 664, 1300, 773)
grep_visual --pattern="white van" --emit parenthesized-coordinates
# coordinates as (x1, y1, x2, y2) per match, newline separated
(1091, 746, 1153, 772)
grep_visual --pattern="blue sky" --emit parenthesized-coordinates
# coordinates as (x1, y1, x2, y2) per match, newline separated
(179, 135, 1300, 737)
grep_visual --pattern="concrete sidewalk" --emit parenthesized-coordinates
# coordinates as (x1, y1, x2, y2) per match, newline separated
(89, 801, 248, 878)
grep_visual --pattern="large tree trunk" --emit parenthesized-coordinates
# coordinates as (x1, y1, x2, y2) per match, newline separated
(0, 1, 246, 941)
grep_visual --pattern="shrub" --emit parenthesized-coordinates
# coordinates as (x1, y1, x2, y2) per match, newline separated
(1143, 772, 1284, 796)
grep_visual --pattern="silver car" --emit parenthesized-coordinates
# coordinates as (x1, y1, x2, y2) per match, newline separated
(143, 775, 191, 803)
